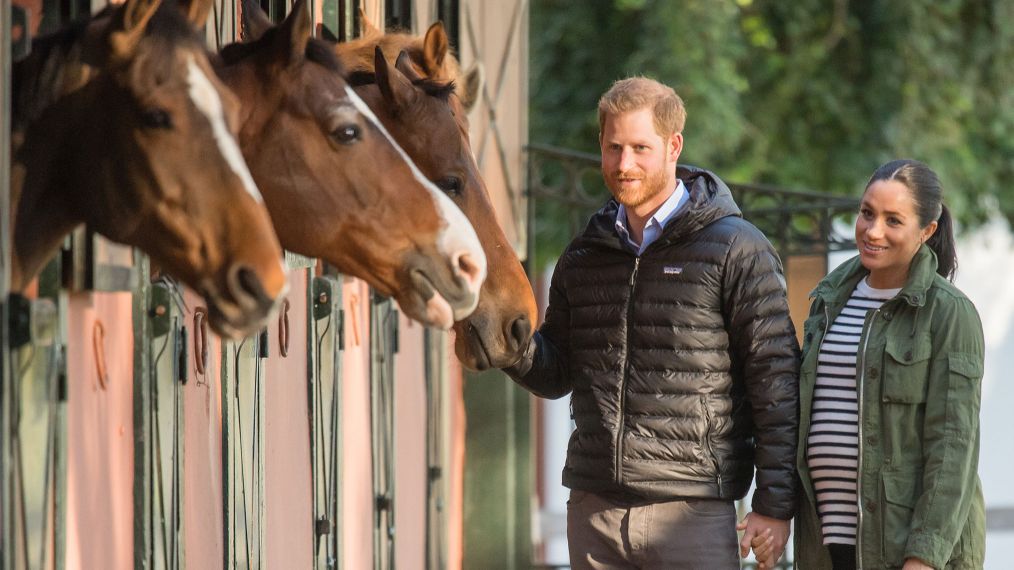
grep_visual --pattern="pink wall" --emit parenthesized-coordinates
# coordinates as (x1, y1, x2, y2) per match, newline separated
(182, 288, 225, 568)
(341, 278, 374, 569)
(65, 292, 134, 570)
(264, 269, 313, 568)
(394, 314, 427, 569)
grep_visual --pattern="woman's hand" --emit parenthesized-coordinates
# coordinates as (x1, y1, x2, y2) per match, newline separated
(901, 558, 935, 570)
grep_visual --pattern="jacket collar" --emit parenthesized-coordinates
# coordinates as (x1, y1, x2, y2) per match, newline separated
(575, 165, 742, 253)
(812, 245, 939, 307)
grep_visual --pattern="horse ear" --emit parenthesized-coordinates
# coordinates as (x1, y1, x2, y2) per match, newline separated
(422, 21, 449, 75)
(274, 0, 311, 64)
(375, 46, 416, 110)
(458, 62, 483, 113)
(394, 50, 423, 83)
(109, 0, 163, 60)
(358, 7, 382, 38)
(182, 0, 214, 29)
(241, 0, 273, 41)
(316, 23, 339, 44)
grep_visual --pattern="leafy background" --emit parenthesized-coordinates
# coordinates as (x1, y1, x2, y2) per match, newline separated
(529, 0, 1014, 265)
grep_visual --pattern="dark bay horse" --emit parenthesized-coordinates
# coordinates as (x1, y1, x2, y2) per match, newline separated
(213, 0, 486, 329)
(332, 25, 538, 369)
(10, 0, 287, 338)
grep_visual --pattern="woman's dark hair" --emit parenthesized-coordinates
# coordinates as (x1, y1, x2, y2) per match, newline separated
(866, 159, 957, 280)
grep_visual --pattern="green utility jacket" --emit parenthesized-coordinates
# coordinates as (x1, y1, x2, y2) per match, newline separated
(794, 246, 985, 569)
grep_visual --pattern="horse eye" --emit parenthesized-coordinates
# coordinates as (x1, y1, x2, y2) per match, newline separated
(140, 108, 173, 130)
(436, 176, 463, 196)
(332, 124, 361, 145)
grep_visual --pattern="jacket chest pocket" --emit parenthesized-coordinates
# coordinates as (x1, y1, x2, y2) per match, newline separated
(882, 334, 932, 403)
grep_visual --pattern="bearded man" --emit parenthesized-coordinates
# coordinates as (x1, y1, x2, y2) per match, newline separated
(503, 77, 800, 569)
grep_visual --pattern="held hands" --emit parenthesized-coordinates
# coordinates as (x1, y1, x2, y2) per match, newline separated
(737, 512, 790, 569)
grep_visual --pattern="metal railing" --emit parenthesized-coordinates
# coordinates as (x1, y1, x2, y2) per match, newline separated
(526, 142, 858, 261)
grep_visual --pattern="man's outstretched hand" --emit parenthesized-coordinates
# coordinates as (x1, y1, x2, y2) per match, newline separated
(737, 512, 790, 569)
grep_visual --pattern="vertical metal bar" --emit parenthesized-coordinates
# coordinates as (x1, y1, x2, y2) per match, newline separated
(221, 340, 235, 569)
(1, 0, 14, 565)
(133, 253, 153, 569)
(436, 0, 459, 50)
(1, 0, 11, 298)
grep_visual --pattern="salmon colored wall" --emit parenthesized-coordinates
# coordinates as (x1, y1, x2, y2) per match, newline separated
(394, 314, 427, 569)
(181, 288, 225, 569)
(264, 269, 312, 568)
(341, 277, 373, 569)
(65, 292, 134, 570)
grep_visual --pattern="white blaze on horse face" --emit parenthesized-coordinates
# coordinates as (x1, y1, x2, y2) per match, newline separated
(185, 55, 263, 204)
(341, 86, 487, 285)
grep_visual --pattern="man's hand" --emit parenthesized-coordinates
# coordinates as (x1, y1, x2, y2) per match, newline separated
(901, 558, 934, 570)
(737, 512, 790, 569)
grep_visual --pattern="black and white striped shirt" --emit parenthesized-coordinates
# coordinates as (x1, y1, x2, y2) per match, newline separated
(806, 277, 900, 545)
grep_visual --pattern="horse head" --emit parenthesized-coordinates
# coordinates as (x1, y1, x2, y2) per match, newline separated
(10, 0, 287, 338)
(215, 0, 487, 329)
(335, 28, 538, 370)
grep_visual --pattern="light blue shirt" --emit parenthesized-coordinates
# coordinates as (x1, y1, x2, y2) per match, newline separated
(615, 180, 689, 255)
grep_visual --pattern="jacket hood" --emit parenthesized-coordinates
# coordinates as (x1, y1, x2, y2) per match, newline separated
(813, 244, 940, 307)
(574, 165, 743, 252)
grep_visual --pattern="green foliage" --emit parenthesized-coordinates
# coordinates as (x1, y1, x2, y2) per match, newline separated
(529, 0, 1014, 264)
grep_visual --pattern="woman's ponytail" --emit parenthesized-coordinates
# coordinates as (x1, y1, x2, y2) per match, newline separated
(927, 204, 957, 281)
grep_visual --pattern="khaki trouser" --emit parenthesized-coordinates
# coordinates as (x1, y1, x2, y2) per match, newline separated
(566, 490, 739, 570)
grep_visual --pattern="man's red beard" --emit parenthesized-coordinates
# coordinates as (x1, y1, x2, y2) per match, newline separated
(604, 166, 671, 209)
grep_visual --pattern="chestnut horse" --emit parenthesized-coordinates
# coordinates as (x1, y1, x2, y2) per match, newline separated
(214, 0, 486, 329)
(332, 25, 538, 369)
(10, 0, 287, 338)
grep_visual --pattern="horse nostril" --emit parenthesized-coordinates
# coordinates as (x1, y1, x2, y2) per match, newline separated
(230, 264, 270, 306)
(509, 314, 532, 350)
(454, 252, 483, 291)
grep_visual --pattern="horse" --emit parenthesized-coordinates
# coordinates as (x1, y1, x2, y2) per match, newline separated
(9, 0, 287, 339)
(331, 24, 538, 370)
(212, 0, 487, 329)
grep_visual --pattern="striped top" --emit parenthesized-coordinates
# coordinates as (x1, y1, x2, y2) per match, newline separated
(806, 277, 900, 546)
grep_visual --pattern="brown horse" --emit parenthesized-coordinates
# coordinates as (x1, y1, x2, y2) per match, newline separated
(10, 0, 287, 338)
(214, 0, 486, 329)
(332, 24, 538, 369)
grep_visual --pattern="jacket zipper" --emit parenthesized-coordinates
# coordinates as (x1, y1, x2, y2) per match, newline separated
(854, 306, 880, 570)
(701, 395, 723, 497)
(615, 256, 640, 486)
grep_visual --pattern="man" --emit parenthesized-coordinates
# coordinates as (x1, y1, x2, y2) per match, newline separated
(504, 77, 799, 569)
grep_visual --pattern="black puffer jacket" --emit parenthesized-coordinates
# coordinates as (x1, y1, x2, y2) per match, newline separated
(508, 166, 799, 519)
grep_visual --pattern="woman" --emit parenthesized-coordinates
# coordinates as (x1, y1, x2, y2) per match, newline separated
(793, 160, 985, 569)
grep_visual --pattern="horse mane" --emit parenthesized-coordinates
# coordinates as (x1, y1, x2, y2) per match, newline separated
(12, 19, 91, 132)
(12, 3, 201, 133)
(219, 28, 344, 74)
(337, 31, 463, 82)
(346, 70, 456, 102)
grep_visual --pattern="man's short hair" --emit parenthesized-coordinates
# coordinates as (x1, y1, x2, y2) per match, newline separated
(598, 77, 686, 138)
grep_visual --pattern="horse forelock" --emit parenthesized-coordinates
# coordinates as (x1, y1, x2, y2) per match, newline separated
(344, 69, 455, 102)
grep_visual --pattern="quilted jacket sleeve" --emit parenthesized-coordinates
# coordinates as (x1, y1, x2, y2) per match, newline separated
(722, 225, 801, 520)
(503, 252, 573, 400)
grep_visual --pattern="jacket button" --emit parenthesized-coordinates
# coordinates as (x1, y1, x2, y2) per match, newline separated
(883, 312, 893, 321)
(866, 435, 878, 446)
(904, 350, 913, 361)
(869, 367, 879, 378)
(865, 500, 877, 512)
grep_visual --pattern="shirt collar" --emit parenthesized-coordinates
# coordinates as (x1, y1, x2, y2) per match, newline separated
(615, 180, 687, 251)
